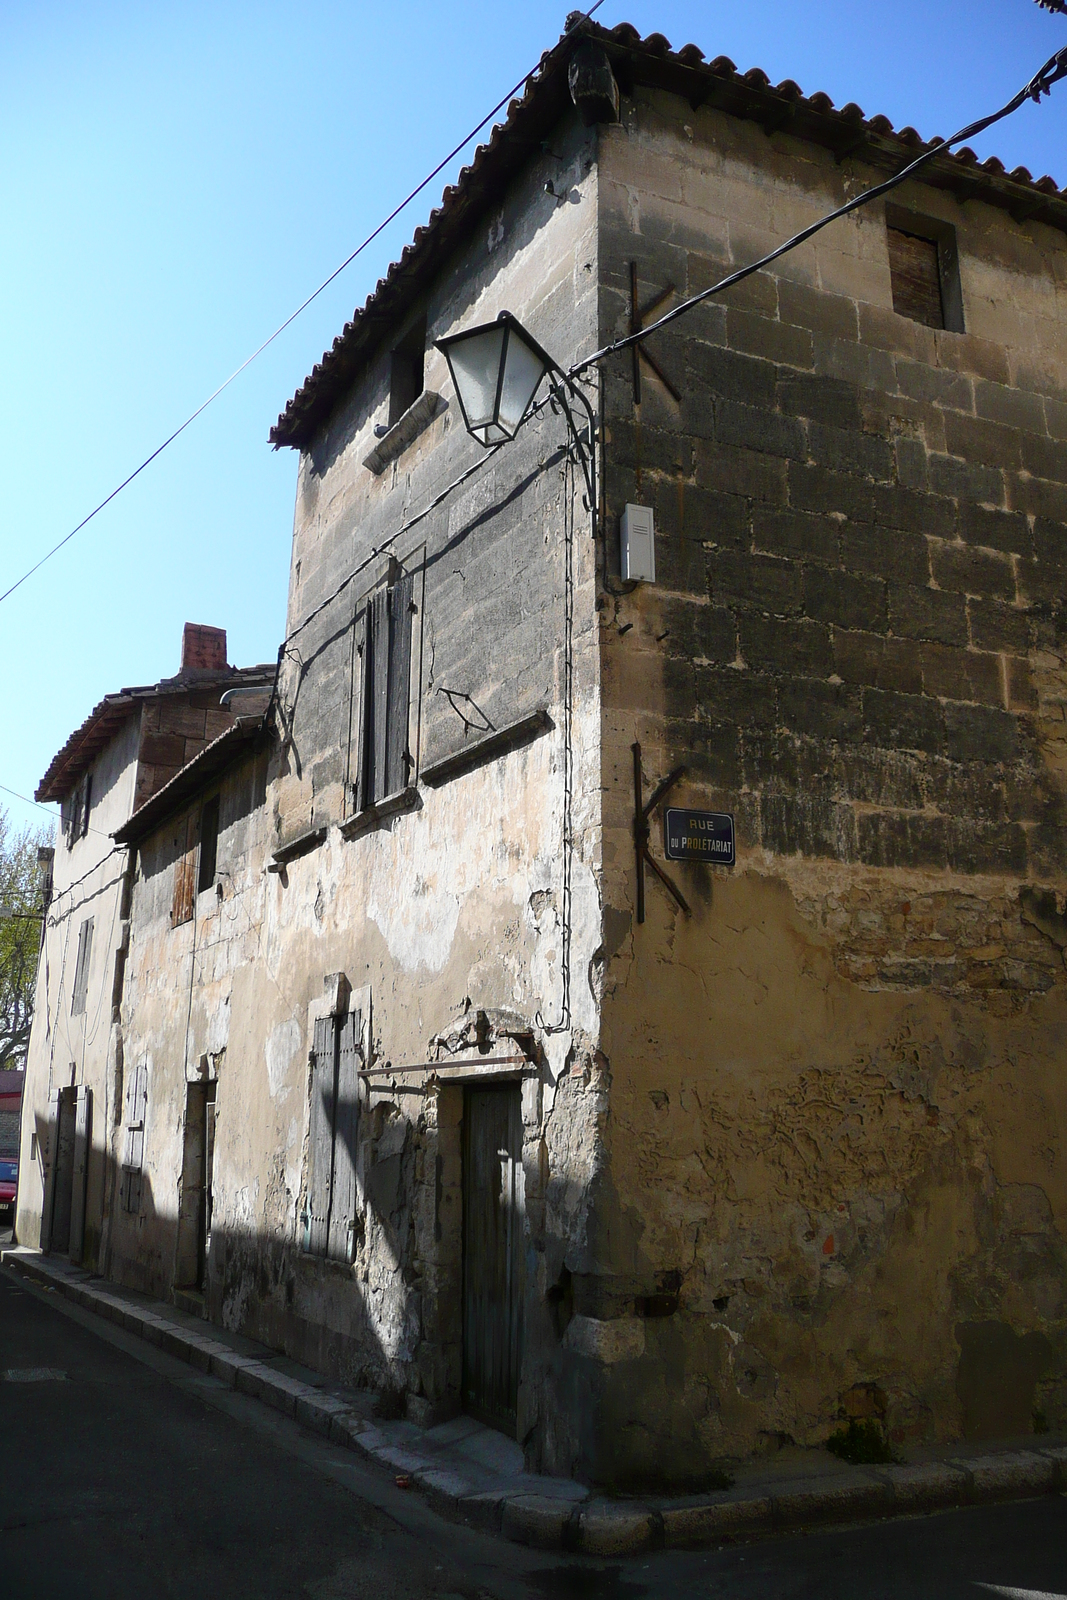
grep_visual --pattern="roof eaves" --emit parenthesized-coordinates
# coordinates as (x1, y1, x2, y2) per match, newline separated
(270, 19, 1067, 452)
(34, 663, 279, 804)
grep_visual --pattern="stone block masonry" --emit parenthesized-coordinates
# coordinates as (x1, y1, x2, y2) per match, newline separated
(590, 79, 1067, 1485)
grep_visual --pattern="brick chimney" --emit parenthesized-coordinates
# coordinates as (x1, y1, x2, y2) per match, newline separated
(181, 623, 228, 674)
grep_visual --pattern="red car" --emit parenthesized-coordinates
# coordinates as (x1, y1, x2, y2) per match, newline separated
(0, 1070, 24, 1216)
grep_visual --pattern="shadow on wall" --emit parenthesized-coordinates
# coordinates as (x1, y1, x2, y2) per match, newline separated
(31, 1069, 1067, 1493)
(32, 1086, 437, 1420)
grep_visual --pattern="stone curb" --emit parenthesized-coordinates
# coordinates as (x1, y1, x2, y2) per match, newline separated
(5, 1249, 1066, 1554)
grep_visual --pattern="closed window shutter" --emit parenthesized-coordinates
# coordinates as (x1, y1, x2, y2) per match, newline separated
(71, 918, 94, 1016)
(327, 1009, 362, 1263)
(81, 774, 93, 838)
(171, 814, 197, 926)
(385, 573, 413, 799)
(888, 228, 944, 329)
(305, 1016, 337, 1255)
(355, 576, 414, 811)
(121, 1061, 148, 1213)
(370, 588, 391, 805)
(354, 608, 370, 813)
(69, 786, 82, 845)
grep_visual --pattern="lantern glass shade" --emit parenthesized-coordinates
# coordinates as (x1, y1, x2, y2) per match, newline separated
(436, 312, 553, 447)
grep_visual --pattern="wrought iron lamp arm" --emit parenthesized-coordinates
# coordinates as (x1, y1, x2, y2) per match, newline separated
(546, 367, 597, 524)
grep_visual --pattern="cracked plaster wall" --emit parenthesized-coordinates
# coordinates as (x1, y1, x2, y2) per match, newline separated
(112, 113, 617, 1448)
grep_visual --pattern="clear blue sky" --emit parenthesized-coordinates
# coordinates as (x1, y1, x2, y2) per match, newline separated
(1, 1, 1064, 838)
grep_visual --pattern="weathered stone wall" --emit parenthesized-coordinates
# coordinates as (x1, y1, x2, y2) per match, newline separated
(589, 85, 1067, 1486)
(17, 713, 139, 1262)
(114, 110, 611, 1441)
(110, 748, 272, 1298)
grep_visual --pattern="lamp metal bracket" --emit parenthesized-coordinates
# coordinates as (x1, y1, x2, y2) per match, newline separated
(632, 741, 691, 924)
(629, 263, 681, 407)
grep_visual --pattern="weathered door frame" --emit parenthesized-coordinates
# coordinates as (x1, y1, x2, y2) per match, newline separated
(461, 1080, 526, 1435)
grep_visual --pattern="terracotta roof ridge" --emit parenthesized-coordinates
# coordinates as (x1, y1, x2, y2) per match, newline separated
(35, 660, 279, 802)
(269, 18, 1067, 452)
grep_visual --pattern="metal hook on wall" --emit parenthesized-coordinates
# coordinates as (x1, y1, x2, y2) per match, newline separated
(632, 741, 691, 925)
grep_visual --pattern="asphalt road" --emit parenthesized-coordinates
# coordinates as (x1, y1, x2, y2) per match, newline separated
(2, 1267, 1066, 1600)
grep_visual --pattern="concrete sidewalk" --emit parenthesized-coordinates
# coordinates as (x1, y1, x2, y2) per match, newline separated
(4, 1246, 1066, 1556)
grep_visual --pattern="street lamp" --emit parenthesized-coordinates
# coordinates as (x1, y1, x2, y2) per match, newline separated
(435, 312, 553, 447)
(435, 310, 597, 521)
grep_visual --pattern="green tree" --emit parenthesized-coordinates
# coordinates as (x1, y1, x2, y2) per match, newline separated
(0, 807, 49, 1069)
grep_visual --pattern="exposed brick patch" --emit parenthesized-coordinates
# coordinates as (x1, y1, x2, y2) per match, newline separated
(798, 881, 1063, 999)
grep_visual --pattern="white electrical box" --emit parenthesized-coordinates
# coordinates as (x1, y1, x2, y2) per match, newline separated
(620, 503, 656, 583)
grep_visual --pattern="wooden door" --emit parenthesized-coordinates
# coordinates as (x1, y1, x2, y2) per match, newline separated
(462, 1085, 525, 1433)
(49, 1089, 77, 1255)
(176, 1082, 215, 1289)
(202, 1089, 215, 1287)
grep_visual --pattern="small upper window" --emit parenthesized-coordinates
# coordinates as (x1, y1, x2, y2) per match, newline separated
(389, 317, 426, 427)
(198, 795, 220, 894)
(886, 209, 964, 333)
(62, 772, 92, 847)
(80, 773, 92, 839)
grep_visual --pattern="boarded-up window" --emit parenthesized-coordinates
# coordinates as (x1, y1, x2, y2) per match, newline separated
(70, 917, 94, 1016)
(197, 795, 220, 894)
(63, 773, 91, 847)
(389, 317, 426, 426)
(80, 773, 93, 839)
(354, 572, 414, 811)
(888, 227, 945, 329)
(120, 1060, 148, 1213)
(304, 1008, 362, 1261)
(171, 814, 197, 926)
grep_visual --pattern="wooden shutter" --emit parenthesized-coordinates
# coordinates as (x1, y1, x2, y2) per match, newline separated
(888, 228, 944, 329)
(385, 573, 414, 799)
(369, 588, 391, 805)
(71, 918, 94, 1016)
(171, 814, 197, 926)
(305, 1016, 337, 1255)
(327, 1009, 362, 1263)
(357, 592, 390, 810)
(353, 608, 370, 812)
(81, 774, 93, 838)
(121, 1061, 147, 1213)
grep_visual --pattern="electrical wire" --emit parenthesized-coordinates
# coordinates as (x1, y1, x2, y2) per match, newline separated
(572, 41, 1067, 377)
(260, 384, 571, 730)
(0, 780, 113, 841)
(0, 2, 606, 611)
(0, 783, 56, 819)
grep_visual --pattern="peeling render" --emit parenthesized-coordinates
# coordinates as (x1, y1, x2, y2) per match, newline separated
(27, 26, 1067, 1496)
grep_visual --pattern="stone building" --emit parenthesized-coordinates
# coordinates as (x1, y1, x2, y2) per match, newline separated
(23, 18, 1067, 1489)
(17, 625, 275, 1269)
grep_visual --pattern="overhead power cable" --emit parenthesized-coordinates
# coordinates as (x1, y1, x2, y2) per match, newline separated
(0, 782, 57, 818)
(573, 41, 1067, 376)
(265, 39, 1067, 686)
(0, 2, 605, 610)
